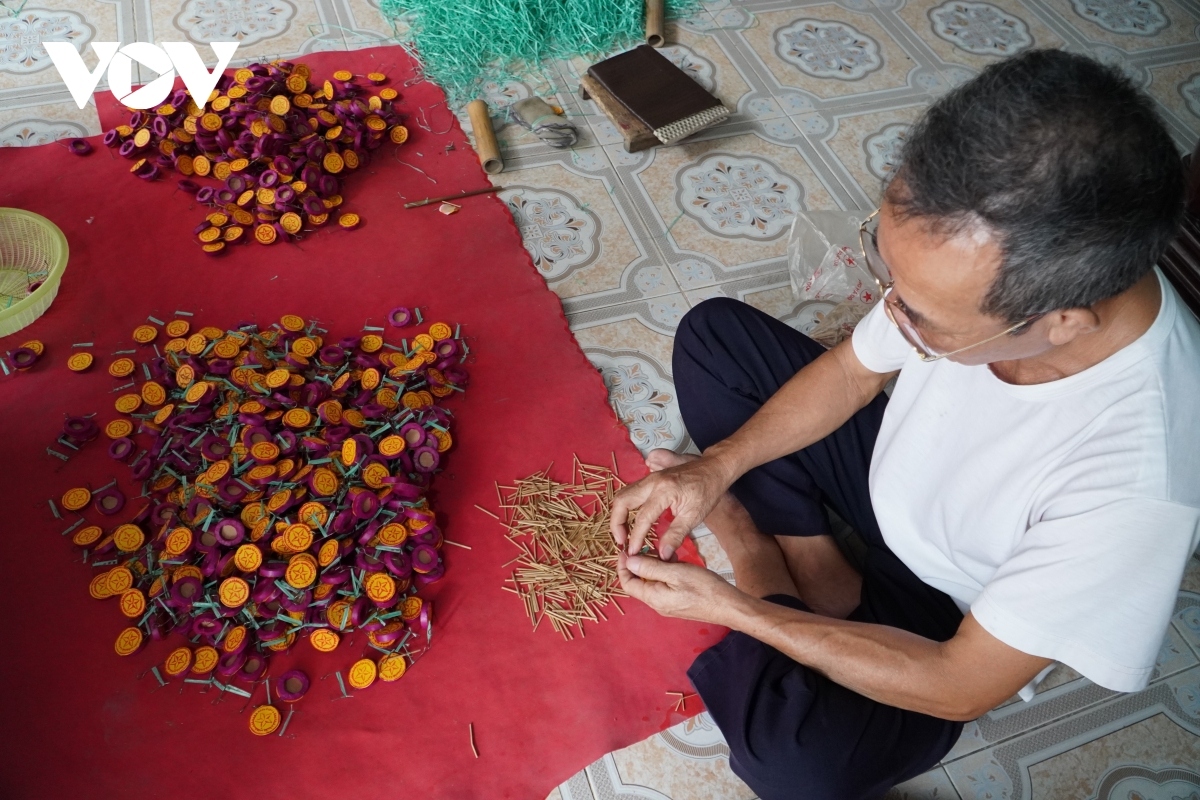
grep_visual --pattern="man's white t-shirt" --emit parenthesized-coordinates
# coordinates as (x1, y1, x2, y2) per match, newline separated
(851, 268, 1200, 697)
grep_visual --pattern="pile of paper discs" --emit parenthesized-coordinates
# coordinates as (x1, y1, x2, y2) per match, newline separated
(61, 309, 468, 733)
(101, 60, 410, 254)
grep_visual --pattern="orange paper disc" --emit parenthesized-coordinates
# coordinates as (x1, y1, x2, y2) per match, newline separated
(285, 557, 317, 589)
(164, 526, 193, 556)
(164, 646, 193, 677)
(106, 566, 134, 594)
(378, 522, 408, 547)
(401, 596, 423, 620)
(114, 627, 144, 656)
(283, 523, 313, 553)
(250, 441, 280, 462)
(105, 419, 134, 439)
(61, 487, 91, 512)
(326, 600, 352, 630)
(108, 357, 135, 378)
(132, 324, 158, 344)
(282, 408, 312, 428)
(378, 653, 408, 682)
(362, 462, 390, 489)
(218, 576, 250, 607)
(72, 525, 103, 547)
(234, 544, 262, 572)
(67, 352, 94, 372)
(88, 572, 112, 600)
(364, 572, 395, 603)
(223, 625, 247, 653)
(165, 319, 191, 337)
(192, 646, 219, 675)
(118, 588, 146, 618)
(347, 658, 377, 690)
(309, 628, 340, 652)
(249, 705, 281, 736)
(377, 435, 406, 457)
(317, 538, 339, 567)
(115, 393, 142, 414)
(311, 467, 338, 497)
(141, 382, 167, 406)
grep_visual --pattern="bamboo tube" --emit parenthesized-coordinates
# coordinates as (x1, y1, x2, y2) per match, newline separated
(645, 0, 665, 47)
(466, 99, 504, 174)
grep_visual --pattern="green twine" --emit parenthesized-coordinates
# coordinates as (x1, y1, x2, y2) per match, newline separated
(378, 0, 701, 107)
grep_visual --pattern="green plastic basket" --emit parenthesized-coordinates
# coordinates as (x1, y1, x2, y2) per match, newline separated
(0, 208, 69, 339)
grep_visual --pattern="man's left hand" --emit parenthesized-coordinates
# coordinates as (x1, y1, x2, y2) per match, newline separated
(616, 551, 741, 625)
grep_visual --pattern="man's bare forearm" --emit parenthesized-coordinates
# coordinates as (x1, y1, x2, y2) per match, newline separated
(723, 592, 977, 720)
(702, 339, 894, 483)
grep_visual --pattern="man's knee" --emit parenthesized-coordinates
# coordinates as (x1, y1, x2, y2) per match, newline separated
(676, 296, 747, 348)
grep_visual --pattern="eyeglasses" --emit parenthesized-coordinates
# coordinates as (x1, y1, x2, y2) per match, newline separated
(858, 207, 1041, 362)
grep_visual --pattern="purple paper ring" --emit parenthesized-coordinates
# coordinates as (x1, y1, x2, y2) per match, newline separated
(108, 437, 135, 461)
(276, 669, 310, 702)
(216, 650, 247, 678)
(410, 543, 440, 574)
(93, 486, 126, 516)
(10, 347, 38, 369)
(238, 653, 270, 681)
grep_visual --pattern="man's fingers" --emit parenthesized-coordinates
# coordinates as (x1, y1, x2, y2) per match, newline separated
(610, 480, 654, 546)
(624, 554, 682, 584)
(657, 520, 694, 561)
(626, 493, 670, 555)
(615, 551, 648, 600)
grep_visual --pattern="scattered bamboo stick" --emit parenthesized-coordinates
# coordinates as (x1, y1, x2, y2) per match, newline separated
(469, 722, 479, 758)
(403, 185, 502, 209)
(478, 458, 656, 640)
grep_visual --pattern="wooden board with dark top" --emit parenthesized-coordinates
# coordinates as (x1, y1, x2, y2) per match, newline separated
(579, 75, 659, 153)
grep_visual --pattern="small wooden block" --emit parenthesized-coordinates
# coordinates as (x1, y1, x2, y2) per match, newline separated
(579, 75, 658, 154)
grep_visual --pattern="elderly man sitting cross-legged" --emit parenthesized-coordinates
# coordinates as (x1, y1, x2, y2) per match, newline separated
(609, 49, 1200, 799)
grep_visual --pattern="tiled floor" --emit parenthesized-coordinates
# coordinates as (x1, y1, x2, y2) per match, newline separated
(3, 0, 1200, 797)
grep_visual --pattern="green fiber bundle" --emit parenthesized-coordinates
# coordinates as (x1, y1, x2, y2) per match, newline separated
(378, 0, 699, 107)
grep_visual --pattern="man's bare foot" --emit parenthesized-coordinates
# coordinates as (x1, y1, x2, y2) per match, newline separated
(774, 536, 862, 619)
(645, 450, 861, 617)
(646, 448, 697, 472)
(645, 450, 799, 600)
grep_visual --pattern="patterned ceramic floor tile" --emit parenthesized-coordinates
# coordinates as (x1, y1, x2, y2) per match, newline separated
(329, 0, 407, 49)
(880, 0, 1068, 74)
(0, 0, 131, 94)
(1145, 58, 1200, 145)
(493, 147, 683, 313)
(0, 93, 99, 146)
(608, 720, 760, 800)
(885, 766, 964, 799)
(807, 95, 932, 205)
(1036, 0, 1200, 53)
(715, 0, 950, 106)
(943, 662, 1200, 800)
(606, 123, 842, 299)
(136, 0, 347, 67)
(688, 270, 844, 336)
(568, 294, 692, 455)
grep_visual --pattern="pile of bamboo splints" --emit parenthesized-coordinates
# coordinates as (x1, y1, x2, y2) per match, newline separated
(478, 456, 654, 640)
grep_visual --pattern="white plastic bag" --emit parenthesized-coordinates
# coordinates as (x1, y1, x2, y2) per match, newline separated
(787, 209, 879, 347)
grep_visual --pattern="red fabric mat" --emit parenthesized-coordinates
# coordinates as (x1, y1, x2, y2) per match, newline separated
(0, 46, 723, 800)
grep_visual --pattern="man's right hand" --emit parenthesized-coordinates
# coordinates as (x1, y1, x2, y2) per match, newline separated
(610, 451, 739, 560)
